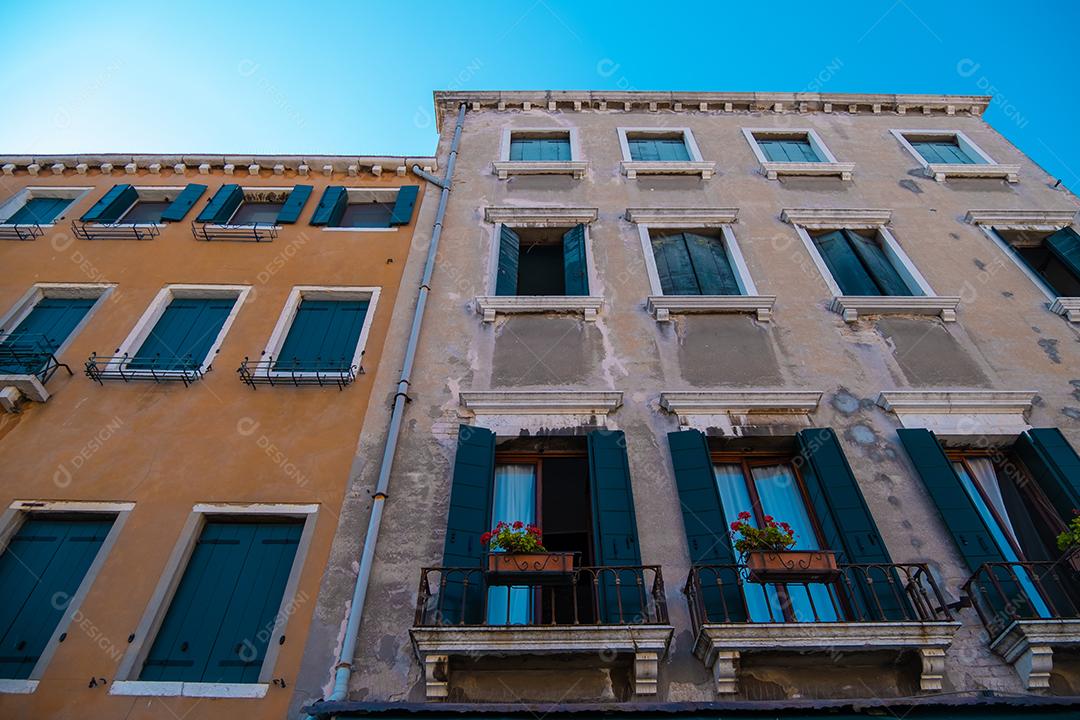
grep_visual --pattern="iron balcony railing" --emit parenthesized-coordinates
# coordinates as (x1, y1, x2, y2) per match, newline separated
(72, 220, 160, 241)
(962, 557, 1080, 639)
(0, 334, 73, 384)
(236, 355, 362, 390)
(0, 222, 45, 241)
(191, 221, 278, 242)
(415, 564, 668, 627)
(685, 563, 953, 631)
(85, 352, 205, 386)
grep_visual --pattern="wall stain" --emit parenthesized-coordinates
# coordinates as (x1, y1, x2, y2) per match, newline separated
(1064, 407, 1080, 421)
(898, 179, 923, 194)
(973, 259, 987, 271)
(1002, 291, 1014, 298)
(1070, 380, 1080, 402)
(1038, 338, 1062, 364)
(831, 388, 861, 415)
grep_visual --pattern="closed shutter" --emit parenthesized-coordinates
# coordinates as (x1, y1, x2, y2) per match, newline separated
(195, 184, 244, 224)
(1014, 428, 1080, 522)
(274, 185, 313, 225)
(80, 184, 137, 223)
(814, 230, 880, 296)
(310, 187, 348, 227)
(495, 225, 521, 296)
(684, 232, 741, 295)
(0, 516, 113, 679)
(440, 425, 496, 625)
(846, 229, 913, 296)
(129, 298, 235, 371)
(1046, 227, 1080, 286)
(588, 429, 643, 623)
(509, 139, 532, 161)
(389, 186, 419, 226)
(796, 428, 908, 620)
(160, 184, 208, 222)
(913, 141, 973, 164)
(541, 138, 571, 161)
(6, 197, 73, 225)
(561, 224, 589, 296)
(667, 429, 746, 622)
(760, 139, 819, 163)
(627, 139, 659, 162)
(651, 234, 700, 295)
(139, 519, 302, 683)
(1, 297, 95, 354)
(275, 299, 369, 371)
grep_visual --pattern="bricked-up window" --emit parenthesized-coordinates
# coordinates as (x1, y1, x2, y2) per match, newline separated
(812, 228, 916, 296)
(495, 224, 588, 296)
(997, 226, 1080, 298)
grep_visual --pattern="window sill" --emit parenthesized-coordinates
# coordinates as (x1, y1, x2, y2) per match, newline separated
(109, 680, 269, 698)
(1049, 297, 1080, 323)
(0, 374, 50, 404)
(925, 162, 1019, 183)
(760, 161, 854, 181)
(646, 295, 775, 322)
(320, 226, 395, 232)
(476, 295, 603, 322)
(829, 295, 960, 323)
(621, 160, 715, 179)
(492, 160, 588, 179)
(989, 618, 1080, 691)
(0, 679, 38, 694)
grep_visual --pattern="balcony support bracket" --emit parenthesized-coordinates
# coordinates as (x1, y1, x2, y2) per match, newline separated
(990, 619, 1080, 691)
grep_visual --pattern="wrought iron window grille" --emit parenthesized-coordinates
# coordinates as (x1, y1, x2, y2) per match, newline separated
(236, 354, 362, 390)
(71, 220, 160, 241)
(190, 221, 278, 243)
(85, 352, 205, 386)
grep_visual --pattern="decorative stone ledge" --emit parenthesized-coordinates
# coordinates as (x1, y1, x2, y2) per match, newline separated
(964, 209, 1076, 230)
(625, 208, 738, 226)
(476, 295, 603, 322)
(661, 390, 822, 420)
(410, 625, 673, 699)
(109, 680, 268, 698)
(0, 679, 37, 694)
(829, 295, 961, 322)
(1049, 297, 1080, 323)
(990, 619, 1080, 691)
(927, 162, 1020, 183)
(460, 390, 623, 416)
(692, 621, 960, 695)
(761, 160, 855, 181)
(876, 390, 1036, 436)
(492, 160, 588, 179)
(781, 208, 892, 230)
(0, 154, 436, 177)
(646, 295, 775, 322)
(483, 206, 598, 226)
(621, 160, 715, 179)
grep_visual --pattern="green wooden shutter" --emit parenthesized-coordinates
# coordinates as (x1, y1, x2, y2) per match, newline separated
(495, 225, 520, 296)
(195, 184, 244, 224)
(6, 197, 74, 225)
(0, 297, 96, 374)
(1046, 227, 1080, 285)
(796, 428, 908, 621)
(389, 186, 419, 226)
(275, 300, 369, 371)
(588, 429, 643, 623)
(275, 185, 312, 225)
(814, 230, 880, 296)
(509, 139, 528, 161)
(160, 184, 207, 222)
(80, 184, 137, 223)
(440, 425, 496, 625)
(684, 232, 741, 295)
(667, 429, 746, 622)
(309, 187, 347, 227)
(651, 234, 699, 295)
(845, 230, 913, 296)
(657, 139, 691, 161)
(1014, 428, 1080, 522)
(129, 298, 234, 371)
(0, 516, 113, 679)
(140, 519, 301, 683)
(627, 139, 658, 162)
(562, 224, 589, 296)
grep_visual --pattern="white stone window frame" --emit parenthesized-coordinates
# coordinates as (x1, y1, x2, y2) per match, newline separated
(626, 208, 775, 322)
(493, 127, 587, 179)
(110, 502, 318, 699)
(0, 186, 92, 226)
(782, 208, 960, 323)
(891, 129, 1019, 183)
(110, 284, 250, 377)
(965, 210, 1080, 323)
(258, 285, 381, 378)
(616, 127, 715, 179)
(0, 283, 116, 402)
(0, 500, 134, 695)
(321, 187, 402, 233)
(88, 186, 187, 228)
(741, 128, 854, 181)
(478, 206, 603, 322)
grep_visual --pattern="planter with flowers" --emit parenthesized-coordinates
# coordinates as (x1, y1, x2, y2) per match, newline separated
(1056, 510, 1080, 573)
(482, 521, 575, 586)
(730, 511, 839, 584)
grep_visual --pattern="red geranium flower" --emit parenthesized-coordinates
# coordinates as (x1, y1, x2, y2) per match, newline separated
(481, 532, 492, 544)
(513, 520, 524, 529)
(763, 515, 774, 523)
(730, 521, 740, 531)
(738, 511, 752, 520)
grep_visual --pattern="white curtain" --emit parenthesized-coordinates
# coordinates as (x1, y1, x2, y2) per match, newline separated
(486, 464, 536, 625)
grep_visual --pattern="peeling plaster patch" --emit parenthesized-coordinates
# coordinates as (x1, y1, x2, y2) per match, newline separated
(949, 233, 960, 240)
(1064, 407, 1080, 421)
(897, 179, 923, 194)
(1002, 291, 1014, 298)
(831, 388, 861, 415)
(887, 495, 901, 507)
(910, 535, 925, 550)
(594, 317, 629, 388)
(1038, 338, 1062, 364)
(848, 424, 877, 445)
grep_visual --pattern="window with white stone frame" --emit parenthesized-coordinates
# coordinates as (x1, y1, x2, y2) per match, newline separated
(0, 187, 91, 239)
(616, 127, 714, 179)
(493, 128, 586, 179)
(741, 128, 854, 181)
(892, 129, 1019, 183)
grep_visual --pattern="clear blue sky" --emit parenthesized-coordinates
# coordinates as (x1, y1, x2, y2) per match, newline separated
(2, 1, 1077, 188)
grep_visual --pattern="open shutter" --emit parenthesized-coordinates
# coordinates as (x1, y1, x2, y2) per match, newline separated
(310, 187, 347, 227)
(441, 425, 496, 625)
(796, 428, 908, 621)
(389, 185, 419, 226)
(846, 230, 913, 296)
(195, 184, 243, 224)
(684, 232, 741, 295)
(80, 184, 137, 223)
(814, 230, 880, 296)
(160, 184, 207, 222)
(667, 430, 746, 623)
(1046, 227, 1080, 285)
(495, 225, 520, 296)
(275, 185, 313, 225)
(588, 429, 643, 623)
(562, 224, 588, 296)
(1014, 428, 1080, 522)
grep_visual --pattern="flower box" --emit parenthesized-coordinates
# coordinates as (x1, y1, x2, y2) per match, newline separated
(745, 550, 840, 584)
(485, 552, 576, 586)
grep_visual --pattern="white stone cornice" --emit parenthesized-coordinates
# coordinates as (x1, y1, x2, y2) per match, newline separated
(964, 209, 1076, 230)
(660, 390, 822, 417)
(927, 162, 1019, 183)
(876, 390, 1036, 437)
(459, 390, 623, 416)
(625, 207, 739, 226)
(621, 160, 715, 179)
(761, 161, 855, 181)
(492, 160, 588, 179)
(0, 154, 437, 177)
(475, 295, 603, 322)
(781, 208, 892, 229)
(483, 206, 598, 226)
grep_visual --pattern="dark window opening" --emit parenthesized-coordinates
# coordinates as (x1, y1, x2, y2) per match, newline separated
(230, 202, 284, 225)
(339, 201, 394, 228)
(496, 225, 589, 297)
(119, 200, 171, 224)
(1000, 228, 1080, 297)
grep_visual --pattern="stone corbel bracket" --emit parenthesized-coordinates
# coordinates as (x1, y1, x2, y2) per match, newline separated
(660, 390, 822, 430)
(990, 618, 1080, 691)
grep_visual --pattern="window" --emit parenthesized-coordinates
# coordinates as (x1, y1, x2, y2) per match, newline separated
(616, 127, 712, 179)
(137, 518, 303, 684)
(495, 129, 584, 179)
(0, 297, 96, 374)
(997, 226, 1080, 298)
(742, 129, 852, 180)
(892, 130, 1018, 183)
(510, 135, 571, 161)
(0, 514, 116, 680)
(0, 187, 89, 228)
(310, 186, 418, 229)
(812, 229, 915, 296)
(80, 184, 207, 225)
(627, 136, 690, 161)
(4, 197, 72, 225)
(196, 185, 313, 227)
(495, 224, 588, 296)
(649, 231, 740, 296)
